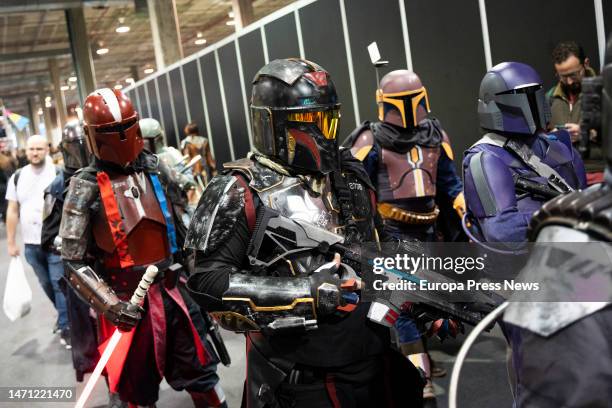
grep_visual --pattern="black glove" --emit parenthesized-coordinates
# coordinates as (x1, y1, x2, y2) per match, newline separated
(309, 259, 359, 315)
(104, 301, 144, 332)
(309, 262, 342, 315)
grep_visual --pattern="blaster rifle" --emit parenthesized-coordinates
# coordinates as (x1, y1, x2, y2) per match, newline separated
(247, 206, 500, 329)
(513, 174, 564, 200)
(247, 206, 361, 279)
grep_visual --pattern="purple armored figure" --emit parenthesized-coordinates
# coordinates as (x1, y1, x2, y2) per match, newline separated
(463, 62, 586, 249)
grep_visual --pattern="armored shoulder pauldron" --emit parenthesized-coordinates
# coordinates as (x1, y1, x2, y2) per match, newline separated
(223, 157, 284, 193)
(529, 183, 612, 241)
(184, 174, 244, 255)
(504, 184, 612, 337)
(60, 176, 99, 260)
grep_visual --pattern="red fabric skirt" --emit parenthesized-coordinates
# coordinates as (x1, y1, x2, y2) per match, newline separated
(97, 282, 209, 400)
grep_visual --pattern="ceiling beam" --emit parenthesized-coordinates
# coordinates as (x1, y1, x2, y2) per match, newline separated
(1, 90, 44, 100)
(1, 48, 71, 64)
(0, 0, 133, 14)
(0, 69, 53, 81)
(0, 75, 48, 88)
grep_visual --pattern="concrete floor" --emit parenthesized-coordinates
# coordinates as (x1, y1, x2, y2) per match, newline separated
(0, 226, 245, 408)
(0, 225, 513, 407)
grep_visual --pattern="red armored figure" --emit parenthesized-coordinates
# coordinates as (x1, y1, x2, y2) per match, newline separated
(59, 88, 226, 407)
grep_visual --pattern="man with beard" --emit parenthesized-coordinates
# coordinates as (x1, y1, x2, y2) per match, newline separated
(5, 135, 67, 345)
(548, 41, 604, 184)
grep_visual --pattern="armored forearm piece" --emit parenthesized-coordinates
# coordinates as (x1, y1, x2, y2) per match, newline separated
(64, 262, 122, 315)
(212, 273, 317, 333)
(59, 176, 98, 260)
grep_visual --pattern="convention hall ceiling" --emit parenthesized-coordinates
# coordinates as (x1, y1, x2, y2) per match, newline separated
(0, 0, 292, 116)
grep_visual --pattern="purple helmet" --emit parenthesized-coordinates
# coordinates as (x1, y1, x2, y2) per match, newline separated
(478, 62, 550, 135)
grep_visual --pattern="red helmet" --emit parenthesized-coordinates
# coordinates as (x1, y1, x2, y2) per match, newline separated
(83, 88, 143, 166)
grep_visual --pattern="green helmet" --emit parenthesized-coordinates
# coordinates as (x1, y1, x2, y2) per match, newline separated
(139, 118, 165, 153)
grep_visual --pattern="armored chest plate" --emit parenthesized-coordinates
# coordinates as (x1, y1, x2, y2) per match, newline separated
(379, 146, 440, 201)
(258, 175, 342, 234)
(93, 172, 170, 266)
(254, 175, 344, 277)
(110, 173, 165, 231)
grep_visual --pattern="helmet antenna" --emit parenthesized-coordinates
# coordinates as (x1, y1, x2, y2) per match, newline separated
(367, 42, 389, 88)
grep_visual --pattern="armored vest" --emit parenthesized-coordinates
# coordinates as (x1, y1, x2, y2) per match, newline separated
(225, 158, 375, 277)
(466, 132, 583, 220)
(93, 171, 171, 269)
(378, 145, 440, 206)
(347, 121, 447, 217)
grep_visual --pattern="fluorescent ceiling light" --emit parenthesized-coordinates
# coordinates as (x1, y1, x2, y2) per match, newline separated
(96, 48, 109, 55)
(60, 85, 69, 91)
(126, 78, 135, 84)
(144, 68, 154, 74)
(195, 38, 207, 45)
(114, 84, 123, 90)
(115, 26, 130, 33)
(68, 76, 77, 82)
(226, 20, 235, 26)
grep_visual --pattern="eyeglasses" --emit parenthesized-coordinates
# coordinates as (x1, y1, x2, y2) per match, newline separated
(557, 66, 585, 82)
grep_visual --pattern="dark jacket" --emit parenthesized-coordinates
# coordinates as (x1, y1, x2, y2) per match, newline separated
(547, 66, 604, 173)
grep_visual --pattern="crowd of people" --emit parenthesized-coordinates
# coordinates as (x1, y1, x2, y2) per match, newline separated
(1, 38, 610, 408)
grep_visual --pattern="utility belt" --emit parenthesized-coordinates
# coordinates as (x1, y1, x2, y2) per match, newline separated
(105, 258, 180, 294)
(378, 202, 439, 225)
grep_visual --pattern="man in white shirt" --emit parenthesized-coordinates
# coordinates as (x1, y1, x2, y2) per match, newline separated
(5, 135, 69, 348)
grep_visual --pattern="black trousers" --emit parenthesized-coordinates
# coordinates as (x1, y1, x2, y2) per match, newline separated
(249, 350, 424, 408)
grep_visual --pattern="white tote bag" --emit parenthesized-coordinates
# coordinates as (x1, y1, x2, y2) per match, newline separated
(3, 256, 32, 321)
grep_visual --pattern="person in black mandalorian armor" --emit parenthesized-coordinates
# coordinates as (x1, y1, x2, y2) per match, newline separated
(501, 38, 612, 408)
(185, 58, 424, 408)
(58, 88, 226, 407)
(41, 120, 98, 377)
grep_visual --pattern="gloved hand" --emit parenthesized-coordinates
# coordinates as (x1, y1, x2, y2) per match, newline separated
(425, 318, 463, 341)
(453, 192, 466, 219)
(104, 301, 144, 332)
(309, 254, 360, 315)
(401, 302, 464, 341)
